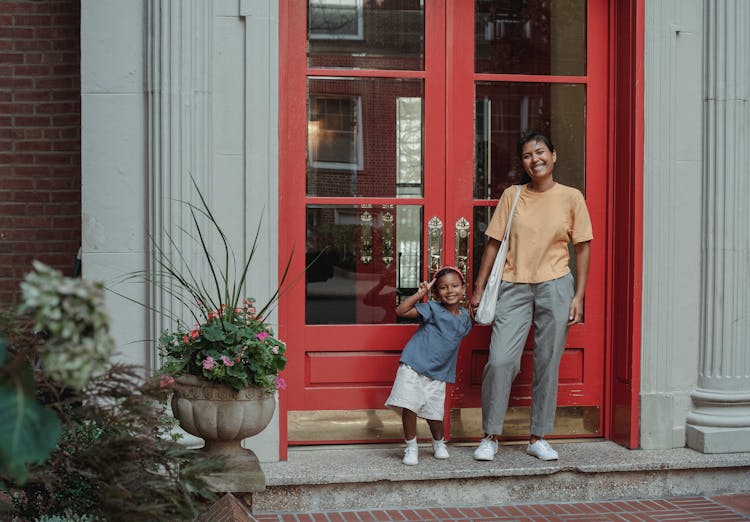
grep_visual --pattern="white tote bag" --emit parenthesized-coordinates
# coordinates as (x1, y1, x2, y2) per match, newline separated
(474, 185, 522, 325)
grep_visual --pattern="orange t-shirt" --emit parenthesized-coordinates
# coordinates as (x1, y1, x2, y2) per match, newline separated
(485, 183, 593, 283)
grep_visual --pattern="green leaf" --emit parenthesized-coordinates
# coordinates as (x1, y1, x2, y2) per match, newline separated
(0, 333, 7, 366)
(0, 386, 62, 482)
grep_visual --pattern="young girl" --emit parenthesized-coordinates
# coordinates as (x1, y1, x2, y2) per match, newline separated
(385, 266, 473, 465)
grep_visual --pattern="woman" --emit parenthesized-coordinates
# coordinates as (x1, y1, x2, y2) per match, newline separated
(470, 131, 592, 462)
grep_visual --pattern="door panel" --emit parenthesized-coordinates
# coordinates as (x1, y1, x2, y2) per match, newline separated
(449, 0, 608, 437)
(283, 0, 608, 444)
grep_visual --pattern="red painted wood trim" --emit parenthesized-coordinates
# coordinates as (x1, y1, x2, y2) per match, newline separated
(474, 73, 590, 84)
(277, 0, 309, 460)
(307, 68, 426, 79)
(605, 0, 644, 449)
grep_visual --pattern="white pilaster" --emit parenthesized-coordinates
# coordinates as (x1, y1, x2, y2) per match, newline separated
(686, 0, 750, 453)
(146, 0, 213, 370)
(641, 0, 703, 449)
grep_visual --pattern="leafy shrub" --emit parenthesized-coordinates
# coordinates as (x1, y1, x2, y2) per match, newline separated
(0, 263, 221, 521)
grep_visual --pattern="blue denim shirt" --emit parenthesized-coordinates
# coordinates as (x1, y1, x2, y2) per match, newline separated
(399, 301, 472, 383)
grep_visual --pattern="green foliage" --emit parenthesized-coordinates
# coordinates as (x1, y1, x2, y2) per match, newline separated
(0, 384, 61, 484)
(2, 364, 220, 521)
(0, 264, 220, 520)
(33, 513, 96, 522)
(158, 301, 287, 393)
(0, 262, 116, 485)
(19, 261, 115, 390)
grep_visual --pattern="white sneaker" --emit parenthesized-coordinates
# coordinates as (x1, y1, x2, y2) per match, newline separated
(527, 439, 558, 460)
(432, 439, 449, 459)
(473, 437, 499, 461)
(402, 445, 418, 465)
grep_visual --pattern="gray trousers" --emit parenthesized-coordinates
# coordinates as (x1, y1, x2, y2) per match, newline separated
(481, 272, 574, 437)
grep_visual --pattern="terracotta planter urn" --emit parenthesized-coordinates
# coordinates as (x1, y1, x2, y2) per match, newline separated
(171, 375, 275, 492)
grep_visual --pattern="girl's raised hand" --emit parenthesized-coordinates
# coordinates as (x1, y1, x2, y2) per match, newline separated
(417, 278, 436, 298)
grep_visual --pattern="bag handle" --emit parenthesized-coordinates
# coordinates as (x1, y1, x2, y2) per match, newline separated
(501, 185, 522, 242)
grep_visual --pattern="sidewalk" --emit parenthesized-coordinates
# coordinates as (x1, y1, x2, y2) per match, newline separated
(255, 493, 750, 521)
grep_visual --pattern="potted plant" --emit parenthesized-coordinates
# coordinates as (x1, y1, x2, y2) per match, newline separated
(139, 178, 291, 491)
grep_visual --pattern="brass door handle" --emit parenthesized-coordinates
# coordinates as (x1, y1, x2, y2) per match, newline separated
(455, 217, 470, 284)
(360, 206, 373, 264)
(427, 216, 443, 282)
(382, 206, 394, 266)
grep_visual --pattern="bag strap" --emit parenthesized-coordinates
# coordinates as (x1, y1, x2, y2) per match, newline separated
(501, 185, 522, 242)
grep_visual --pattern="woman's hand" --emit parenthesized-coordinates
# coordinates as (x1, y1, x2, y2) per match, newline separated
(469, 288, 483, 319)
(568, 241, 591, 326)
(568, 295, 584, 326)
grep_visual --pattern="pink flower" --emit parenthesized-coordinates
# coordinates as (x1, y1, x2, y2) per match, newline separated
(274, 376, 287, 390)
(182, 335, 190, 344)
(221, 355, 234, 367)
(160, 374, 175, 388)
(256, 332, 269, 341)
(202, 356, 216, 370)
(190, 328, 199, 339)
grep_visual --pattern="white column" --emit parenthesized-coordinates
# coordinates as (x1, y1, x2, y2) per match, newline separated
(145, 0, 213, 368)
(685, 0, 750, 453)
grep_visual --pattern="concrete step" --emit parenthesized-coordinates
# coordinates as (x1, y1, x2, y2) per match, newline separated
(252, 441, 750, 513)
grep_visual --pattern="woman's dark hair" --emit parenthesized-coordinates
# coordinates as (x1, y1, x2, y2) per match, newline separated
(516, 130, 555, 160)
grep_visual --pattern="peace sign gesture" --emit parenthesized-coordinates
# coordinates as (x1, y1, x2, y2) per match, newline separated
(416, 278, 435, 298)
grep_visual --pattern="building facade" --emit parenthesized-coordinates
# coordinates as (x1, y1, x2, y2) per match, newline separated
(5, 0, 748, 462)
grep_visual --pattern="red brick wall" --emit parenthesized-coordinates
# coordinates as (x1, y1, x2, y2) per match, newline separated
(0, 0, 81, 305)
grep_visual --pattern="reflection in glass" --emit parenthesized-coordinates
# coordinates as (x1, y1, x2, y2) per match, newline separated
(474, 82, 585, 200)
(306, 205, 423, 325)
(308, 0, 424, 70)
(287, 405, 600, 442)
(307, 77, 424, 197)
(308, 96, 362, 170)
(475, 0, 587, 75)
(396, 97, 423, 197)
(472, 206, 493, 284)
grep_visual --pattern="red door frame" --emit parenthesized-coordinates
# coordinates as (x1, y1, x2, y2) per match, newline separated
(606, 0, 644, 449)
(278, 0, 645, 458)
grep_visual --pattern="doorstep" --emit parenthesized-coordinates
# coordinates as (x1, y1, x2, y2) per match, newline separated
(251, 440, 750, 512)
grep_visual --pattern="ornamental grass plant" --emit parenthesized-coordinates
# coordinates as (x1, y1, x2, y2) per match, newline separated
(135, 178, 289, 394)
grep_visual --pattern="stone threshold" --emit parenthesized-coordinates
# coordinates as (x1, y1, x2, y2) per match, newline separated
(252, 440, 750, 512)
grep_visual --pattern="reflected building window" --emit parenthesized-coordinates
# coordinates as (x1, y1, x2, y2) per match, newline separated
(308, 96, 363, 171)
(396, 97, 423, 197)
(309, 0, 364, 41)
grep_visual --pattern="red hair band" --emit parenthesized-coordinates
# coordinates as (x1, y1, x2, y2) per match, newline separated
(434, 265, 466, 284)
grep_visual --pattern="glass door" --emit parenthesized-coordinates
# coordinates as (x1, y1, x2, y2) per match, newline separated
(280, 0, 608, 445)
(446, 0, 608, 441)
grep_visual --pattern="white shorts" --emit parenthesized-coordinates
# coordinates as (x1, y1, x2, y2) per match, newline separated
(385, 364, 446, 421)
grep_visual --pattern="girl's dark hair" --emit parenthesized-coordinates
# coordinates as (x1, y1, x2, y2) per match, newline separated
(516, 130, 555, 160)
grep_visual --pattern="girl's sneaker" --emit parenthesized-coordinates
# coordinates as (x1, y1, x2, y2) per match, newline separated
(402, 445, 419, 465)
(432, 439, 449, 459)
